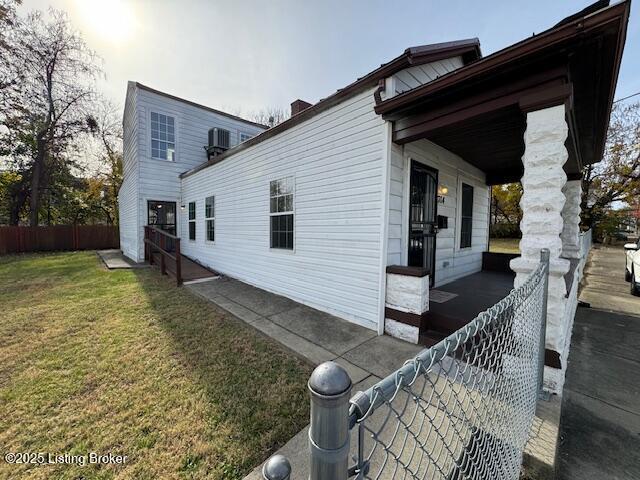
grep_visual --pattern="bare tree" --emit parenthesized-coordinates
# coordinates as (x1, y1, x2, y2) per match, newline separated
(0, 0, 22, 102)
(11, 9, 101, 226)
(90, 100, 123, 224)
(247, 106, 290, 127)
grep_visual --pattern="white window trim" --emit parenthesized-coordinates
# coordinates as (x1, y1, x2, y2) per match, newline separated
(268, 176, 295, 253)
(455, 176, 475, 252)
(205, 196, 215, 244)
(188, 200, 196, 242)
(148, 109, 177, 162)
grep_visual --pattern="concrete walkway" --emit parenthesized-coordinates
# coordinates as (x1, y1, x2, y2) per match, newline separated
(186, 276, 424, 479)
(557, 246, 640, 480)
(97, 249, 148, 269)
(187, 276, 423, 385)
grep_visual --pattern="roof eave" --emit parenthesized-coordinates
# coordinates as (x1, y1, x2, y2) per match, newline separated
(374, 0, 630, 116)
(181, 39, 483, 179)
(134, 82, 270, 130)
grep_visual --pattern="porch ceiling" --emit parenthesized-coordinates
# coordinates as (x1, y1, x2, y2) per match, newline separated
(375, 0, 630, 186)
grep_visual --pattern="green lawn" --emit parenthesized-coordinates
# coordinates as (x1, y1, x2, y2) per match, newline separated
(0, 252, 312, 480)
(488, 238, 520, 254)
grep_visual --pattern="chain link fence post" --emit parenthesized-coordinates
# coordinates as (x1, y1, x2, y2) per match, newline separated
(308, 361, 352, 480)
(262, 454, 291, 480)
(538, 248, 550, 398)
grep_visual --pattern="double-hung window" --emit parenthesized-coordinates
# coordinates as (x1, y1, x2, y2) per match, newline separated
(188, 201, 196, 241)
(205, 196, 215, 242)
(460, 183, 474, 248)
(151, 112, 175, 161)
(269, 177, 294, 250)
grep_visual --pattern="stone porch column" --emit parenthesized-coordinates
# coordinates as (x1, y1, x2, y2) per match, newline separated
(561, 180, 582, 259)
(510, 104, 570, 394)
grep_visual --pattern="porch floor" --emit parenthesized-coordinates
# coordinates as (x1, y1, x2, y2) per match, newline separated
(421, 270, 515, 346)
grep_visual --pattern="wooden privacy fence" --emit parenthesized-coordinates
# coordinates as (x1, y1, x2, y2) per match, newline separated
(0, 225, 119, 254)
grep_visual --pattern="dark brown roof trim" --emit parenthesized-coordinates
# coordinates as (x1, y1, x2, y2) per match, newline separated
(374, 1, 629, 116)
(180, 39, 481, 179)
(386, 265, 430, 277)
(134, 82, 270, 130)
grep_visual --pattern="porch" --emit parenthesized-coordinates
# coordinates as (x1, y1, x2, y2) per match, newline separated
(378, 0, 627, 394)
(419, 269, 514, 347)
(144, 226, 217, 285)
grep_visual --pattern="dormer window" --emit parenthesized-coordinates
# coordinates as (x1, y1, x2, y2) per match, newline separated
(151, 112, 175, 161)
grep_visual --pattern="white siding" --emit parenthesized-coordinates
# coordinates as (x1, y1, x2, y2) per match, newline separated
(387, 141, 404, 265)
(389, 57, 464, 96)
(387, 139, 490, 287)
(181, 88, 386, 330)
(131, 86, 266, 261)
(118, 83, 139, 260)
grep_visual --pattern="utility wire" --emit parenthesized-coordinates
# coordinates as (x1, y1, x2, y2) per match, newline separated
(613, 91, 640, 103)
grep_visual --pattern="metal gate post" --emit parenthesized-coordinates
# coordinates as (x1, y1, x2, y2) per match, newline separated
(538, 248, 550, 397)
(308, 361, 352, 480)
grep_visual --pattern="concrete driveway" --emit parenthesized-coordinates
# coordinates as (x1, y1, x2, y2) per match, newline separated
(557, 245, 640, 480)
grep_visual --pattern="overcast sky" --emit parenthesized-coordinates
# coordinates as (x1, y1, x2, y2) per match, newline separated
(19, 0, 640, 116)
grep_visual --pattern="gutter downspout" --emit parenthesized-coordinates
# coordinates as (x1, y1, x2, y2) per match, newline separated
(376, 121, 393, 335)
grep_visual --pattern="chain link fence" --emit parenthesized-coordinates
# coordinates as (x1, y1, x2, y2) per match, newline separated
(263, 250, 550, 480)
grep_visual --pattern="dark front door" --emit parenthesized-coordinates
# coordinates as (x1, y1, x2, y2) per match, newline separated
(148, 200, 177, 252)
(148, 200, 177, 234)
(408, 161, 438, 286)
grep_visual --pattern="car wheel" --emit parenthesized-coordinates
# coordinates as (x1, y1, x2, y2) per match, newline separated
(625, 267, 632, 282)
(632, 269, 640, 297)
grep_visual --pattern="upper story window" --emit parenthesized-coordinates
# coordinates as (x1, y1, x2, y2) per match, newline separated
(188, 201, 196, 241)
(460, 183, 474, 249)
(151, 112, 175, 161)
(205, 196, 215, 242)
(270, 177, 294, 250)
(239, 132, 253, 143)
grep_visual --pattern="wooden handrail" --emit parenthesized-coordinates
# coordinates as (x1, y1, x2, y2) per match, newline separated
(146, 225, 180, 240)
(144, 225, 182, 286)
(143, 238, 178, 261)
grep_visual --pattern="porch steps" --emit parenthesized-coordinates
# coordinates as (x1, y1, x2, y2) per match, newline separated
(427, 312, 469, 333)
(418, 331, 448, 348)
(418, 311, 469, 347)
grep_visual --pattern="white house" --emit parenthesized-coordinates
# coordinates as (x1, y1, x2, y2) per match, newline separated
(119, 0, 629, 394)
(118, 82, 267, 263)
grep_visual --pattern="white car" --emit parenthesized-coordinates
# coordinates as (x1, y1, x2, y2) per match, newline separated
(625, 242, 640, 296)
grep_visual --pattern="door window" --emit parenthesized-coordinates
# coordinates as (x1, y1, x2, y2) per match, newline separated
(147, 201, 176, 235)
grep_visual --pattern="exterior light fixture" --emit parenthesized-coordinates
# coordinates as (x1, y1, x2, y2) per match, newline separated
(437, 184, 448, 203)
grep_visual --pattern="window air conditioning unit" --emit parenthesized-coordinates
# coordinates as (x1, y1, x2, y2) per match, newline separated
(208, 128, 230, 151)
